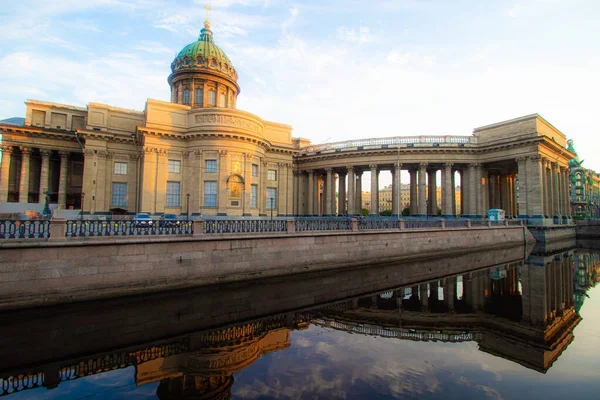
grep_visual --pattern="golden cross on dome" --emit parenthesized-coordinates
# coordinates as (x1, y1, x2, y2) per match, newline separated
(204, 5, 211, 21)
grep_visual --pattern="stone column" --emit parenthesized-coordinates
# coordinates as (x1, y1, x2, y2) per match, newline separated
(331, 173, 338, 215)
(428, 168, 437, 216)
(347, 166, 355, 216)
(418, 163, 428, 217)
(481, 169, 489, 215)
(325, 168, 333, 216)
(443, 277, 455, 311)
(243, 153, 253, 216)
(58, 151, 69, 207)
(338, 172, 346, 215)
(18, 147, 31, 203)
(488, 174, 497, 209)
(467, 164, 477, 217)
(356, 170, 362, 215)
(38, 149, 51, 203)
(316, 173, 323, 216)
(461, 168, 469, 216)
(409, 168, 418, 215)
(0, 145, 13, 201)
(442, 163, 453, 217)
(552, 162, 560, 217)
(392, 162, 402, 216)
(516, 157, 528, 217)
(527, 155, 545, 218)
(307, 170, 314, 216)
(293, 170, 300, 216)
(370, 164, 378, 216)
(451, 169, 457, 216)
(560, 167, 569, 217)
(542, 159, 550, 216)
(260, 159, 268, 216)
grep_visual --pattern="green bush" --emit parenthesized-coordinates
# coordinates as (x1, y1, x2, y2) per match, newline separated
(401, 207, 411, 217)
(361, 208, 370, 216)
(380, 210, 393, 216)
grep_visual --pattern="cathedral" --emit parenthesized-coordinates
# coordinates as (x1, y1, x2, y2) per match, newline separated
(0, 17, 301, 217)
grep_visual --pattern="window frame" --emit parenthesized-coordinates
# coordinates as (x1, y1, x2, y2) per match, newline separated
(252, 164, 259, 177)
(111, 182, 127, 207)
(205, 160, 217, 173)
(168, 159, 181, 174)
(250, 184, 258, 208)
(113, 161, 128, 175)
(183, 89, 191, 105)
(268, 169, 277, 181)
(195, 88, 203, 105)
(266, 187, 277, 210)
(204, 181, 217, 207)
(166, 181, 181, 207)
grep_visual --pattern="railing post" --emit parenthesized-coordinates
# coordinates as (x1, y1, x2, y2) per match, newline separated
(399, 219, 405, 230)
(466, 219, 471, 228)
(287, 218, 296, 233)
(505, 219, 509, 227)
(487, 220, 492, 227)
(351, 218, 359, 232)
(49, 218, 67, 240)
(193, 218, 205, 237)
(440, 220, 446, 229)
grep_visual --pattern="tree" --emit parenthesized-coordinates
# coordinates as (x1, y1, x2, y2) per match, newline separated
(361, 208, 369, 216)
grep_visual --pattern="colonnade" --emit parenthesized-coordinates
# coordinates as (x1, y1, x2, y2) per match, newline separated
(0, 145, 73, 206)
(295, 155, 573, 218)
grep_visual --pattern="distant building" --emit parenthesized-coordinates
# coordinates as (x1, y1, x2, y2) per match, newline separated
(568, 140, 600, 218)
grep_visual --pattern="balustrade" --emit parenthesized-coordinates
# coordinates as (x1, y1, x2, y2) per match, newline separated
(0, 220, 50, 239)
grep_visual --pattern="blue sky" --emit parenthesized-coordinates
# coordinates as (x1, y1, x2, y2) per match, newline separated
(1, 0, 599, 172)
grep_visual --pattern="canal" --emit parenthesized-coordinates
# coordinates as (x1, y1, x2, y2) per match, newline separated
(1, 244, 598, 399)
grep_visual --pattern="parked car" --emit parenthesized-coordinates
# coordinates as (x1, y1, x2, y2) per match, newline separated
(159, 214, 180, 227)
(133, 213, 153, 227)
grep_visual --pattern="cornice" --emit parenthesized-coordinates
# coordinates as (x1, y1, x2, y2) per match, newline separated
(0, 125, 79, 142)
(137, 128, 272, 150)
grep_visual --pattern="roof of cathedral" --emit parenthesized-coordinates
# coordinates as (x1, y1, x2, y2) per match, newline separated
(171, 20, 237, 81)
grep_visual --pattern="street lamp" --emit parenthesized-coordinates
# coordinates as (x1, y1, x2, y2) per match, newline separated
(186, 193, 190, 221)
(80, 192, 86, 221)
(270, 197, 274, 220)
(42, 189, 52, 220)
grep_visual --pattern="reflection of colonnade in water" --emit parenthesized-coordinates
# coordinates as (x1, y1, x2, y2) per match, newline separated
(312, 250, 581, 373)
(1, 250, 597, 398)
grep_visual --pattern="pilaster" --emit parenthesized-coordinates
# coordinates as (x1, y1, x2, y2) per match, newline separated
(370, 164, 378, 215)
(347, 166, 355, 216)
(0, 145, 13, 201)
(58, 151, 69, 208)
(392, 162, 402, 216)
(325, 167, 333, 216)
(418, 163, 427, 217)
(38, 149, 51, 204)
(307, 169, 314, 216)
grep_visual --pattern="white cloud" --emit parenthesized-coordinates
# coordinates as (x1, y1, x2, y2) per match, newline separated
(336, 26, 372, 43)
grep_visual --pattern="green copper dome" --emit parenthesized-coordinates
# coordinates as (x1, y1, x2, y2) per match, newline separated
(171, 22, 237, 81)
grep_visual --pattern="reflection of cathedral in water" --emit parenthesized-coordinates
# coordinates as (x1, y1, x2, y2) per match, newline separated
(1, 249, 598, 398)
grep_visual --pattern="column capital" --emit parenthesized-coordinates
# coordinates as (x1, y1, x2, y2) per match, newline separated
(1, 145, 14, 154)
(39, 149, 52, 157)
(468, 162, 481, 168)
(516, 156, 528, 163)
(444, 162, 454, 168)
(219, 149, 228, 156)
(293, 170, 301, 177)
(529, 155, 542, 162)
(419, 162, 428, 168)
(551, 161, 559, 170)
(369, 164, 378, 170)
(305, 169, 314, 174)
(559, 165, 568, 173)
(261, 160, 268, 167)
(394, 162, 403, 169)
(58, 150, 69, 158)
(129, 153, 140, 161)
(325, 167, 333, 172)
(19, 146, 31, 155)
(346, 165, 355, 172)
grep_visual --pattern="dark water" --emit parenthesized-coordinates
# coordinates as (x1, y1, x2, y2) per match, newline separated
(1, 245, 599, 399)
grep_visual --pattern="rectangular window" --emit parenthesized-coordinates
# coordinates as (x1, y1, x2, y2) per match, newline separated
(168, 159, 181, 174)
(219, 93, 226, 107)
(208, 90, 216, 106)
(205, 160, 217, 173)
(251, 184, 258, 208)
(204, 181, 217, 207)
(195, 88, 203, 104)
(266, 188, 277, 210)
(268, 169, 277, 181)
(166, 181, 181, 207)
(114, 162, 128, 175)
(112, 182, 127, 207)
(252, 164, 259, 177)
(183, 89, 191, 105)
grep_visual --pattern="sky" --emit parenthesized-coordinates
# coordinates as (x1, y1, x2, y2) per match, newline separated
(1, 0, 599, 174)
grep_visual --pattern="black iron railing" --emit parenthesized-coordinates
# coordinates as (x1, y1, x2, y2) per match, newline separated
(203, 219, 287, 234)
(295, 219, 351, 231)
(65, 220, 193, 237)
(0, 220, 50, 239)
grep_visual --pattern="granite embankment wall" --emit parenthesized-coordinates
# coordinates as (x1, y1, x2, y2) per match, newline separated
(0, 226, 533, 310)
(575, 220, 600, 241)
